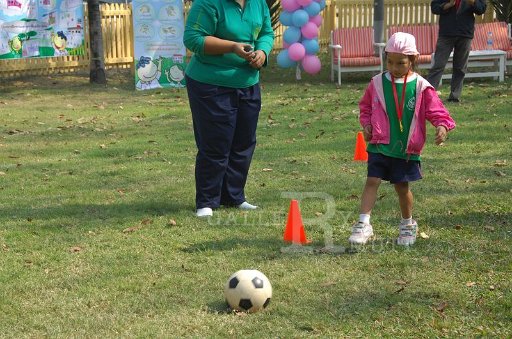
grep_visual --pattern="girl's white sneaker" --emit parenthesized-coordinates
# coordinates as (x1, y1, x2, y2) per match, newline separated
(397, 221, 418, 246)
(348, 222, 374, 245)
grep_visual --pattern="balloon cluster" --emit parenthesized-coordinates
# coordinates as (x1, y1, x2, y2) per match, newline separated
(277, 0, 326, 75)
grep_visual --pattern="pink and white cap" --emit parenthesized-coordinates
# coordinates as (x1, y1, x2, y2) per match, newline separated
(385, 32, 419, 55)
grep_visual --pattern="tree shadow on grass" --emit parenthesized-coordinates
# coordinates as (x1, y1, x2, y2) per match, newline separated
(320, 285, 447, 323)
(205, 299, 273, 315)
(424, 210, 511, 234)
(205, 300, 232, 314)
(181, 236, 283, 254)
(0, 200, 191, 228)
(0, 70, 137, 95)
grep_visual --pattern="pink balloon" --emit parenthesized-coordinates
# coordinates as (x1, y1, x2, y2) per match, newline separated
(281, 0, 301, 12)
(302, 55, 321, 74)
(283, 41, 290, 49)
(310, 14, 323, 27)
(288, 42, 306, 61)
(301, 22, 319, 39)
(296, 0, 312, 6)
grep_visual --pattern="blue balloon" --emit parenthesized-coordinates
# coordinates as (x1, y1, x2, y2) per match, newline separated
(277, 50, 297, 68)
(283, 26, 302, 44)
(302, 39, 319, 54)
(304, 2, 321, 17)
(291, 9, 309, 28)
(279, 11, 293, 26)
(318, 0, 326, 10)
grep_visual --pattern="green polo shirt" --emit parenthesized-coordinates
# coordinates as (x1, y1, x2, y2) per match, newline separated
(183, 0, 274, 88)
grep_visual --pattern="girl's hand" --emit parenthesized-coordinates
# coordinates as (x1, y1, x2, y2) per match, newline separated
(435, 126, 447, 145)
(249, 50, 266, 69)
(363, 125, 373, 141)
(232, 43, 255, 62)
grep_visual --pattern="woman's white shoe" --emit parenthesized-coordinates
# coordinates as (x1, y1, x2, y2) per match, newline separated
(196, 207, 213, 217)
(238, 201, 258, 210)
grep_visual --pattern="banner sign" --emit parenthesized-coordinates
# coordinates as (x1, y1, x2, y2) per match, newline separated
(132, 0, 186, 90)
(0, 0, 85, 59)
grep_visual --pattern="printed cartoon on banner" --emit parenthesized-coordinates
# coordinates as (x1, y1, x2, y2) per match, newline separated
(133, 0, 186, 90)
(0, 0, 85, 59)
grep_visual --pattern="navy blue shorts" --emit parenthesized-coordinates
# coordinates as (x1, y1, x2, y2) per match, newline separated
(367, 152, 422, 184)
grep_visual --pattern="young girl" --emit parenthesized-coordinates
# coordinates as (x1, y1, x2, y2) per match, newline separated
(350, 32, 456, 246)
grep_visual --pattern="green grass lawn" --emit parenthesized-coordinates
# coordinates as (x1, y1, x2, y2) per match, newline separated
(0, 60, 511, 337)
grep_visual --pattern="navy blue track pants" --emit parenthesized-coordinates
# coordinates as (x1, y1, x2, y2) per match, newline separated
(185, 75, 261, 209)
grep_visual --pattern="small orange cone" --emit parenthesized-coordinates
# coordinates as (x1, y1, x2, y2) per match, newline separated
(354, 131, 368, 161)
(283, 200, 309, 244)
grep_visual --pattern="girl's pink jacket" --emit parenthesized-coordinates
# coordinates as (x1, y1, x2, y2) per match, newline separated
(359, 72, 456, 156)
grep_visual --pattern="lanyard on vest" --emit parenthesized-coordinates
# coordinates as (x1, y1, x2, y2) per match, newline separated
(391, 73, 408, 132)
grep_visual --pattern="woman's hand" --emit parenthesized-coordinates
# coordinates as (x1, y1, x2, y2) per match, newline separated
(231, 43, 265, 69)
(363, 125, 373, 141)
(249, 50, 266, 69)
(435, 126, 447, 145)
(444, 0, 456, 9)
(232, 43, 255, 62)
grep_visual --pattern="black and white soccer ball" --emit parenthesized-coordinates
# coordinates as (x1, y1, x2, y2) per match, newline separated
(224, 269, 272, 313)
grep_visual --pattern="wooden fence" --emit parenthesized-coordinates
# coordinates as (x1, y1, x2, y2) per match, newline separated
(0, 3, 132, 78)
(101, 3, 133, 68)
(0, 1, 495, 79)
(334, 0, 494, 28)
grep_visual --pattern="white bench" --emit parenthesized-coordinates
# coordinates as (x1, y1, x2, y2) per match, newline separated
(432, 49, 506, 84)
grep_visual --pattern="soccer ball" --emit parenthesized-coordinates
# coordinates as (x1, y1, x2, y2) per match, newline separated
(224, 269, 272, 313)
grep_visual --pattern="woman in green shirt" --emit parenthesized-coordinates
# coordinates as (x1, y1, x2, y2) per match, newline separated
(183, 0, 274, 217)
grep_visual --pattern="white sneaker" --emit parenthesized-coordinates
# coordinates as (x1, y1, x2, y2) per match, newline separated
(348, 222, 374, 245)
(196, 207, 213, 217)
(238, 201, 258, 210)
(397, 220, 418, 246)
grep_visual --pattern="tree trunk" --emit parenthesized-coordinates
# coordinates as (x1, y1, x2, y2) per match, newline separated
(87, 0, 107, 84)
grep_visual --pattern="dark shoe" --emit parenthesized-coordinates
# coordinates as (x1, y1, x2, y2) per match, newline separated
(447, 97, 460, 103)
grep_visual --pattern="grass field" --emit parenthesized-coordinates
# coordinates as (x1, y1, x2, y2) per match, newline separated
(0, 60, 511, 337)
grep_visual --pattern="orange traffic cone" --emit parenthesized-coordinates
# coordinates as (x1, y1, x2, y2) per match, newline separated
(283, 200, 309, 244)
(354, 131, 368, 161)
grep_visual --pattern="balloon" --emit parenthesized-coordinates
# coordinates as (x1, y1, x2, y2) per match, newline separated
(296, 0, 313, 6)
(279, 11, 294, 26)
(283, 26, 302, 44)
(277, 50, 297, 68)
(279, 0, 324, 76)
(281, 0, 301, 12)
(302, 55, 321, 74)
(302, 39, 319, 55)
(301, 22, 319, 39)
(310, 14, 323, 27)
(304, 1, 321, 17)
(288, 42, 306, 61)
(291, 9, 309, 28)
